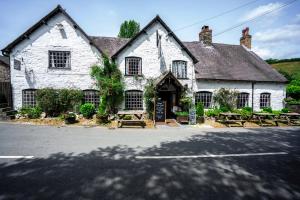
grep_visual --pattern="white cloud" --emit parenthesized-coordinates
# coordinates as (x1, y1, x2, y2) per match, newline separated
(252, 46, 275, 58)
(295, 13, 300, 23)
(254, 24, 300, 43)
(241, 2, 283, 22)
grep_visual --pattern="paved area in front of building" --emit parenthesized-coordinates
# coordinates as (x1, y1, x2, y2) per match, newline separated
(0, 123, 299, 200)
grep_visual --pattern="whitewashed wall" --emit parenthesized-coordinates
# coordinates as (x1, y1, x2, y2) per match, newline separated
(116, 21, 195, 110)
(10, 13, 101, 109)
(195, 80, 286, 111)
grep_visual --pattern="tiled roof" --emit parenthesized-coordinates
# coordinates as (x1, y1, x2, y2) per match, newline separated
(91, 36, 287, 83)
(0, 55, 9, 67)
(184, 42, 287, 82)
(89, 36, 129, 57)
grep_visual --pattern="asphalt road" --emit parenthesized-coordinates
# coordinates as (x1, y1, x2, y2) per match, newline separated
(0, 123, 299, 200)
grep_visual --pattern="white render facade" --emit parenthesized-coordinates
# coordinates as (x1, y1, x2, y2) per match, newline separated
(2, 5, 286, 112)
(8, 13, 101, 109)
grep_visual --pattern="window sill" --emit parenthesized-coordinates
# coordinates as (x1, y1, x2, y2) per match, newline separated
(48, 67, 71, 70)
(177, 78, 189, 80)
(124, 75, 143, 77)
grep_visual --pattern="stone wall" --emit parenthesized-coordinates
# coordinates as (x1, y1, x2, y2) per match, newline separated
(9, 13, 101, 109)
(0, 63, 10, 82)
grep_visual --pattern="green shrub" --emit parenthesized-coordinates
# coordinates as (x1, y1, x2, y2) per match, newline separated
(27, 106, 42, 119)
(213, 88, 238, 112)
(123, 115, 132, 120)
(272, 110, 282, 116)
(219, 106, 230, 112)
(196, 102, 204, 117)
(36, 88, 83, 116)
(80, 103, 95, 119)
(19, 107, 32, 116)
(243, 107, 252, 112)
(262, 107, 272, 113)
(205, 108, 221, 117)
(175, 111, 189, 117)
(19, 106, 42, 119)
(281, 108, 289, 113)
(234, 107, 253, 120)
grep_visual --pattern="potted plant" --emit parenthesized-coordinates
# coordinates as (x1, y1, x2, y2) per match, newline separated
(176, 111, 189, 124)
(96, 99, 109, 124)
(64, 112, 77, 124)
(196, 102, 205, 124)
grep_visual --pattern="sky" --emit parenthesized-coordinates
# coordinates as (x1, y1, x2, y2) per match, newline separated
(0, 0, 300, 59)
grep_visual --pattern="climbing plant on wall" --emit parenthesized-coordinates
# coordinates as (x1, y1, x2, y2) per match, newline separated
(90, 54, 124, 113)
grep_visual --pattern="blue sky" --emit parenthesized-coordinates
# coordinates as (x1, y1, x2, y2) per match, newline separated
(0, 0, 300, 59)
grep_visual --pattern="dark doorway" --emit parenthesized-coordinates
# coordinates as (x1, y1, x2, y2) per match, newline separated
(155, 71, 183, 119)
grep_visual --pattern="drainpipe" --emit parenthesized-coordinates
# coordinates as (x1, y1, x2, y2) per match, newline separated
(251, 82, 255, 112)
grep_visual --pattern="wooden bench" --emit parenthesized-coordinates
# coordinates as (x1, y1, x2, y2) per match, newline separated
(118, 120, 146, 128)
(217, 112, 246, 127)
(252, 113, 278, 127)
(116, 110, 146, 128)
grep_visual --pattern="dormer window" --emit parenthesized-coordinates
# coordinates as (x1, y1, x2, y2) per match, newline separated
(125, 57, 142, 76)
(172, 60, 187, 79)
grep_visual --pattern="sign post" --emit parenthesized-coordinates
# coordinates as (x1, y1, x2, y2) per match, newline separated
(154, 99, 166, 123)
(189, 107, 196, 125)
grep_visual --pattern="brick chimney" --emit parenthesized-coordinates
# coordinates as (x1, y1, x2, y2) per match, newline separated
(240, 27, 252, 49)
(199, 25, 212, 45)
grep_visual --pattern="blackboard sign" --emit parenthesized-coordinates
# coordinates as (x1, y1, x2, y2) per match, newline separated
(155, 100, 166, 122)
(189, 108, 196, 125)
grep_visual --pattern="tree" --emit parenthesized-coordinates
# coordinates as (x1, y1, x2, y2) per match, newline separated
(118, 20, 140, 38)
(90, 54, 124, 113)
(213, 88, 238, 112)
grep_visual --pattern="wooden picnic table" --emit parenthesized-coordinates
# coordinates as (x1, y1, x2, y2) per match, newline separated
(116, 110, 146, 128)
(217, 112, 246, 127)
(252, 112, 277, 126)
(117, 110, 145, 120)
(279, 112, 300, 126)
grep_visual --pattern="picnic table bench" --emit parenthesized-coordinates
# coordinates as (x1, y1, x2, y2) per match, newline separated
(217, 112, 246, 127)
(279, 112, 300, 126)
(117, 111, 146, 128)
(252, 113, 278, 126)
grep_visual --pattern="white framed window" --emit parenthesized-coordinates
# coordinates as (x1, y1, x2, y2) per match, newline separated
(22, 89, 37, 107)
(49, 51, 71, 69)
(125, 57, 142, 75)
(83, 90, 100, 107)
(237, 92, 249, 108)
(195, 91, 212, 108)
(172, 60, 187, 79)
(125, 90, 143, 110)
(260, 93, 271, 108)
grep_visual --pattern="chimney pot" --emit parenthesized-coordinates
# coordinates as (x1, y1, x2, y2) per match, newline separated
(240, 27, 252, 49)
(199, 25, 212, 45)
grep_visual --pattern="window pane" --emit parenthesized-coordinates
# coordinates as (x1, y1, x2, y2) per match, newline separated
(49, 51, 71, 69)
(260, 93, 271, 108)
(126, 57, 142, 75)
(22, 89, 37, 107)
(237, 93, 249, 108)
(125, 90, 143, 110)
(84, 90, 100, 108)
(195, 92, 212, 108)
(172, 61, 187, 78)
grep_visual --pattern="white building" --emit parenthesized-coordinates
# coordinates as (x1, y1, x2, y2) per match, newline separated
(1, 5, 287, 116)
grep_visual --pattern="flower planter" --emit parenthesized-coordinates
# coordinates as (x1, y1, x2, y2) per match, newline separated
(176, 116, 189, 124)
(96, 114, 109, 124)
(64, 112, 77, 124)
(196, 116, 205, 124)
